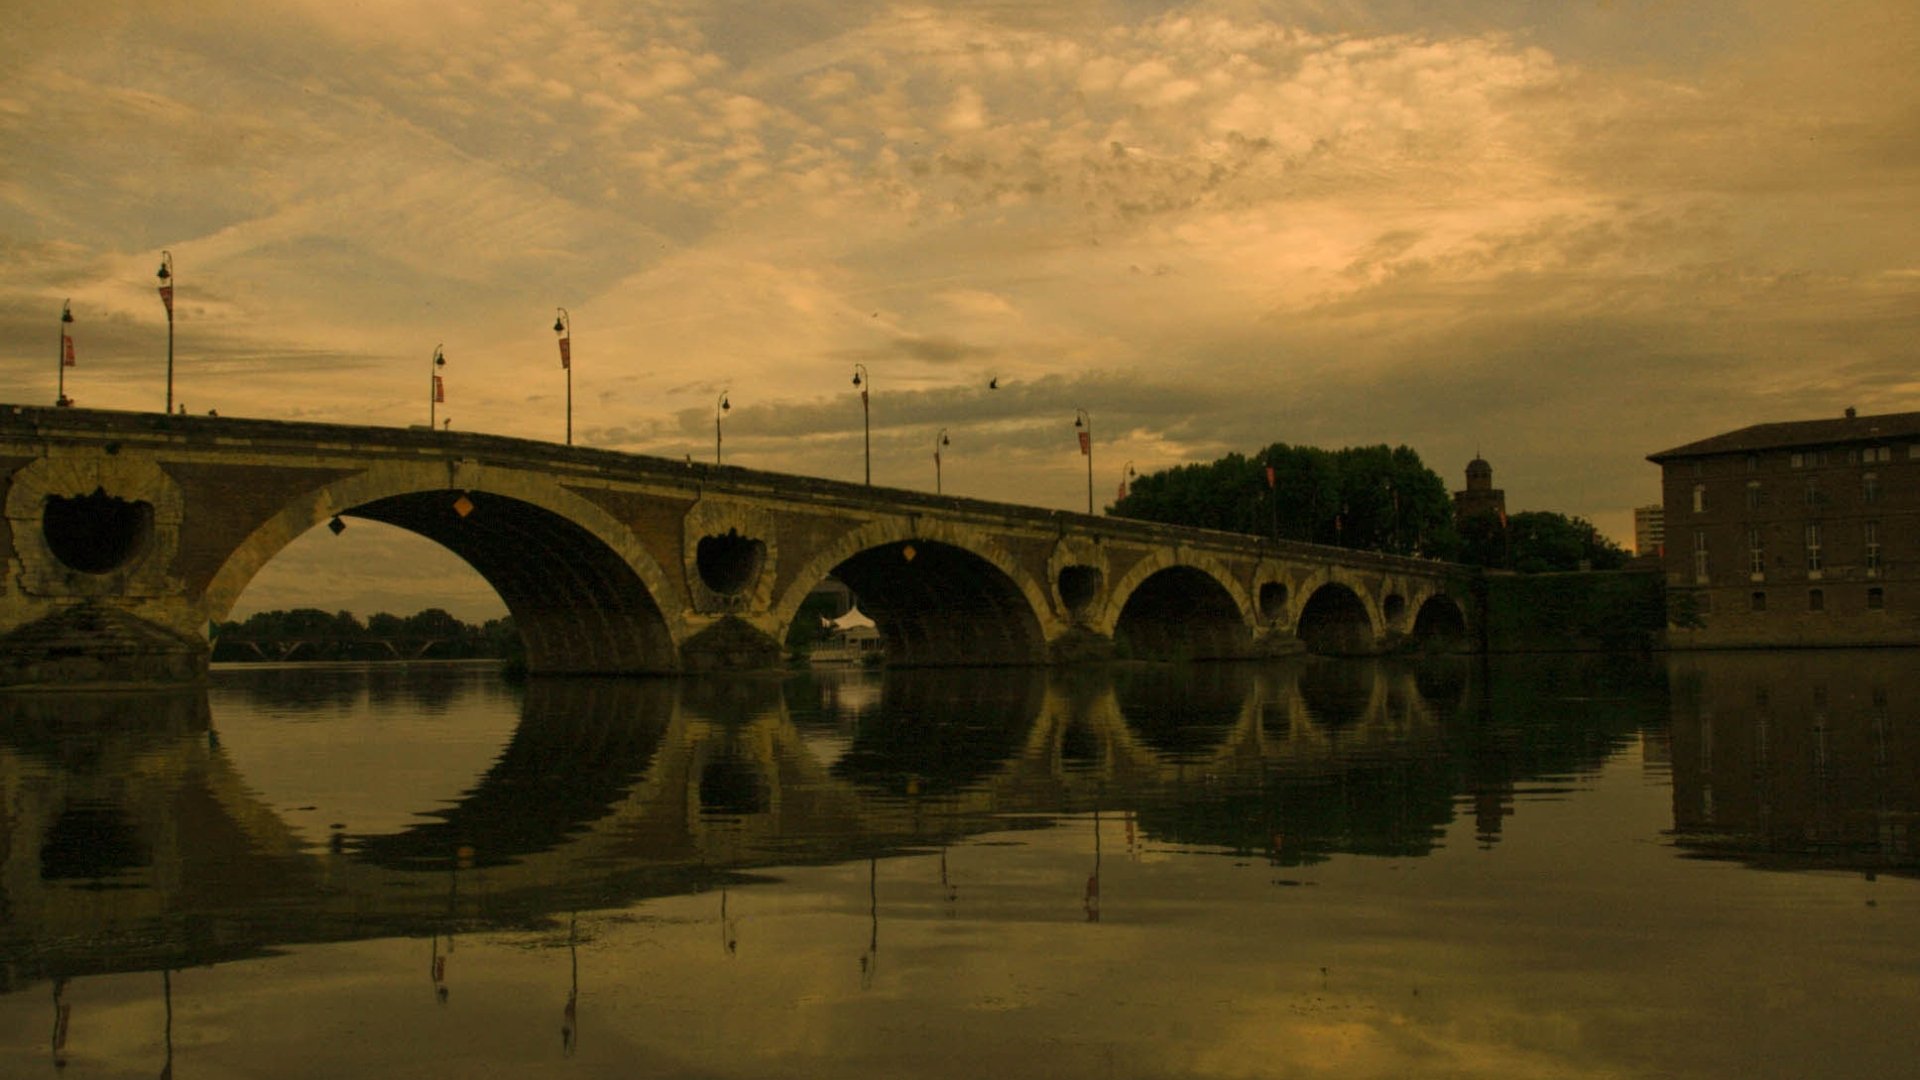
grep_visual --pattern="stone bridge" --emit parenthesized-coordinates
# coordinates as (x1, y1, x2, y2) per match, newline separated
(0, 405, 1476, 686)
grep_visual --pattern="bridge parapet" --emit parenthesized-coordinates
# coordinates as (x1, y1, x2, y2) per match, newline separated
(0, 406, 1477, 687)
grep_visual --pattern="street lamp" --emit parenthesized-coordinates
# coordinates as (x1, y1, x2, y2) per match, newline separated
(1073, 408, 1093, 515)
(553, 308, 572, 446)
(852, 364, 870, 484)
(156, 251, 174, 413)
(57, 300, 74, 407)
(934, 428, 950, 494)
(430, 345, 446, 429)
(715, 390, 730, 464)
(1120, 460, 1134, 502)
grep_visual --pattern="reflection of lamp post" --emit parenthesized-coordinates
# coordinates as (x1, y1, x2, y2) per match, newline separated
(934, 428, 949, 494)
(715, 390, 730, 464)
(1084, 806, 1102, 923)
(1073, 408, 1093, 515)
(156, 251, 175, 413)
(852, 364, 871, 484)
(859, 857, 879, 989)
(429, 345, 447, 429)
(553, 308, 572, 446)
(562, 912, 579, 1057)
(161, 969, 173, 1079)
(57, 300, 74, 407)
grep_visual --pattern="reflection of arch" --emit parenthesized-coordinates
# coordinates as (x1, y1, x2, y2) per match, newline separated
(352, 680, 676, 869)
(1410, 594, 1470, 651)
(1104, 552, 1253, 660)
(203, 465, 681, 674)
(1112, 664, 1257, 760)
(770, 519, 1052, 666)
(1296, 583, 1378, 655)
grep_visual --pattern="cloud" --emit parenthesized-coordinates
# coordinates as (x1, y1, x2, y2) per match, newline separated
(2, 0, 1916, 613)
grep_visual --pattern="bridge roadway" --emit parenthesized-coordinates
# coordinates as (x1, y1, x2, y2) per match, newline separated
(0, 405, 1474, 687)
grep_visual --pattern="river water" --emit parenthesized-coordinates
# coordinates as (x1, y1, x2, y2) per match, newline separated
(1, 651, 1915, 1078)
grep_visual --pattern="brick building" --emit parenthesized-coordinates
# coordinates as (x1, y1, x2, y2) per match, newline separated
(1647, 408, 1920, 647)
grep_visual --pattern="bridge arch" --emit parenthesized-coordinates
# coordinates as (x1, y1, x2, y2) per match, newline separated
(770, 517, 1053, 666)
(1104, 551, 1254, 661)
(204, 463, 682, 674)
(1410, 593, 1471, 651)
(1295, 581, 1380, 655)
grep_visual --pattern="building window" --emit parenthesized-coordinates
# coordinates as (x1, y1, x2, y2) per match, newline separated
(1748, 528, 1765, 578)
(1864, 473, 1880, 504)
(1868, 587, 1885, 610)
(1865, 446, 1892, 464)
(1693, 484, 1708, 513)
(1746, 481, 1763, 510)
(1809, 588, 1825, 612)
(1751, 591, 1767, 612)
(1804, 480, 1822, 506)
(1865, 520, 1881, 575)
(1791, 452, 1803, 469)
(1746, 454, 1760, 472)
(1847, 448, 1861, 465)
(1806, 523, 1823, 576)
(1694, 529, 1709, 583)
(1691, 461, 1703, 478)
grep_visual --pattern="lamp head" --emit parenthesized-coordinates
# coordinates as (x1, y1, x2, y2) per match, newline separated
(156, 252, 172, 280)
(851, 371, 862, 387)
(553, 316, 566, 334)
(61, 301, 73, 323)
(720, 394, 730, 412)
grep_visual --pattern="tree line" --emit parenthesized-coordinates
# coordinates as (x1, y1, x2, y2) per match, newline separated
(1111, 442, 1627, 572)
(212, 607, 521, 662)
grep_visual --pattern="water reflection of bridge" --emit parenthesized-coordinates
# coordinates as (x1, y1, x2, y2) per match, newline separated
(3, 657, 1684, 991)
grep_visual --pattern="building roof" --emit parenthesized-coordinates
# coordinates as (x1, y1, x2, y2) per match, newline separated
(1647, 410, 1920, 462)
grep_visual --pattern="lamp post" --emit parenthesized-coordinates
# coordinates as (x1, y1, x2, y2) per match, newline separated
(156, 252, 174, 413)
(553, 308, 572, 445)
(715, 390, 730, 464)
(1120, 460, 1134, 502)
(934, 428, 949, 494)
(1073, 408, 1093, 515)
(852, 364, 870, 484)
(429, 345, 446, 429)
(57, 300, 73, 407)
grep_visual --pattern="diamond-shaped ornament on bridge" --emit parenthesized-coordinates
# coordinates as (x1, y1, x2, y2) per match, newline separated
(452, 494, 475, 519)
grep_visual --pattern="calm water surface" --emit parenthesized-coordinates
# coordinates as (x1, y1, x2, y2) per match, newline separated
(2, 652, 1916, 1078)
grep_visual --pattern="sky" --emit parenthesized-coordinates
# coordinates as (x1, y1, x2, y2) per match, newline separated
(4, 1, 1916, 620)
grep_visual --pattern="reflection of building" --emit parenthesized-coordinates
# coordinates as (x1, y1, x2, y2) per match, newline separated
(1666, 651, 1918, 874)
(1633, 505, 1665, 557)
(1649, 408, 1920, 646)
(1452, 456, 1506, 526)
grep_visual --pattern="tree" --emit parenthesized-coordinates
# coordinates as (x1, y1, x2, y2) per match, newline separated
(1112, 442, 1459, 558)
(1502, 511, 1629, 573)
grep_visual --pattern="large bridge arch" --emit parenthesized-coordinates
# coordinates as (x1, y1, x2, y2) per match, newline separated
(1102, 551, 1255, 661)
(770, 517, 1053, 666)
(1295, 580, 1381, 655)
(204, 463, 682, 674)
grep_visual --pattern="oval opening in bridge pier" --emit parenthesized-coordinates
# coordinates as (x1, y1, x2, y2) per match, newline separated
(1383, 593, 1408, 628)
(42, 488, 154, 574)
(696, 529, 766, 596)
(1258, 581, 1289, 622)
(1057, 565, 1102, 617)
